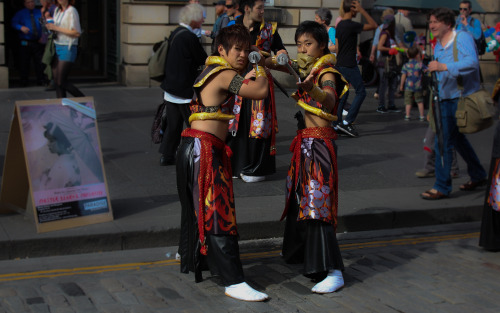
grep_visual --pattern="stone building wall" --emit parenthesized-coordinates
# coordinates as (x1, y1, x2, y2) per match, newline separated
(0, 2, 7, 88)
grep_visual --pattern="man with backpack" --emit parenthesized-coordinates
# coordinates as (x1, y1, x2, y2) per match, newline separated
(456, 0, 485, 55)
(158, 3, 207, 166)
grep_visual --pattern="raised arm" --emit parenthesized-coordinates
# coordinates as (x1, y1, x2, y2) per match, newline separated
(351, 0, 377, 31)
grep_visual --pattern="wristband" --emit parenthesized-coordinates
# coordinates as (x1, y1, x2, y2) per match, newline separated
(255, 66, 267, 79)
(308, 85, 327, 103)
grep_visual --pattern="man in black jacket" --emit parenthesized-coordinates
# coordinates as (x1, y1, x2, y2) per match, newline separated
(159, 3, 208, 166)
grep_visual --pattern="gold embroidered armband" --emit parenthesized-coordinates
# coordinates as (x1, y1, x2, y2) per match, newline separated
(255, 66, 267, 79)
(228, 74, 244, 94)
(308, 85, 327, 103)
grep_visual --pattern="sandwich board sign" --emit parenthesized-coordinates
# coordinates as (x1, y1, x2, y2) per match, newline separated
(0, 97, 113, 233)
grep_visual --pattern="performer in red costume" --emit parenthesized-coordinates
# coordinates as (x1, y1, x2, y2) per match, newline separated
(176, 24, 270, 301)
(279, 21, 349, 294)
(228, 0, 288, 183)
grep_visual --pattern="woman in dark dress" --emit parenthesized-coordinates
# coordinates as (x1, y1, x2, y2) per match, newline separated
(479, 79, 500, 251)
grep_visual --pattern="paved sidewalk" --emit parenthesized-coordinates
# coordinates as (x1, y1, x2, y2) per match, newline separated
(0, 83, 496, 259)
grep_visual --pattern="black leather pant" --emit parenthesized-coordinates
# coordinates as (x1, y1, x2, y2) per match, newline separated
(176, 136, 244, 285)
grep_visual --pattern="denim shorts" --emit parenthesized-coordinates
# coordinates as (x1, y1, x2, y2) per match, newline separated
(55, 44, 78, 62)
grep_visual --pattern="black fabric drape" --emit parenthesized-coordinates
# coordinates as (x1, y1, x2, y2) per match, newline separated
(176, 136, 245, 284)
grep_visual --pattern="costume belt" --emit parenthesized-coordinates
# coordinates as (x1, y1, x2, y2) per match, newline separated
(281, 127, 338, 222)
(181, 128, 233, 255)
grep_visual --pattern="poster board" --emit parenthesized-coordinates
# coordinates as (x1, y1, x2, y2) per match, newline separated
(0, 97, 113, 233)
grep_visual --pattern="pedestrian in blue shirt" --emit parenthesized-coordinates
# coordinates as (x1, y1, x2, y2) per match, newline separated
(456, 1, 482, 43)
(11, 0, 44, 87)
(421, 7, 486, 200)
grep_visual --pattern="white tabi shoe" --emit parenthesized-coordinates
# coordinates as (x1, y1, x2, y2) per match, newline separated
(312, 270, 344, 294)
(240, 174, 265, 183)
(225, 282, 268, 302)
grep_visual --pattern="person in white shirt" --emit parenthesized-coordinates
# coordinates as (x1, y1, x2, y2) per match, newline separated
(45, 0, 84, 98)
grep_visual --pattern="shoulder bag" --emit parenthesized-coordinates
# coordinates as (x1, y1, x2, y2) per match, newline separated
(453, 33, 495, 134)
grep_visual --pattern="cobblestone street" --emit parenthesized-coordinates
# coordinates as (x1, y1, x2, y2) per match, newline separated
(0, 223, 498, 313)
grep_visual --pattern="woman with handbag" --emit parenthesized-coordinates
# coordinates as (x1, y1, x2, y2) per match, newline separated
(45, 0, 84, 98)
(375, 14, 402, 114)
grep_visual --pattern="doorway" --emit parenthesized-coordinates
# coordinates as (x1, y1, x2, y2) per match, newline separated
(4, 0, 119, 87)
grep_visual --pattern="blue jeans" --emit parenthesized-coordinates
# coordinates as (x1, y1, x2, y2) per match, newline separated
(336, 66, 366, 125)
(433, 98, 486, 195)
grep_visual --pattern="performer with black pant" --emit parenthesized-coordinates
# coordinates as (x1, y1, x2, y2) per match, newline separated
(279, 21, 349, 294)
(177, 24, 269, 301)
(229, 0, 287, 183)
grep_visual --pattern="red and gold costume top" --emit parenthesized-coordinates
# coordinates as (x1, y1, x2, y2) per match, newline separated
(189, 56, 238, 124)
(255, 21, 277, 54)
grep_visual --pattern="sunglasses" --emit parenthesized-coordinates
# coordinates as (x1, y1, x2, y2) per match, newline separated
(459, 7, 469, 11)
(226, 4, 233, 8)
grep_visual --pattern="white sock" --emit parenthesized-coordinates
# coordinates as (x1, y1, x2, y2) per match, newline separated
(311, 270, 344, 294)
(225, 282, 268, 302)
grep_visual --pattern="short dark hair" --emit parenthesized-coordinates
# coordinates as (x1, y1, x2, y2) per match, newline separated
(315, 8, 332, 26)
(295, 21, 329, 55)
(342, 0, 353, 14)
(429, 7, 456, 28)
(240, 0, 261, 12)
(214, 24, 252, 56)
(460, 0, 471, 9)
(407, 46, 420, 59)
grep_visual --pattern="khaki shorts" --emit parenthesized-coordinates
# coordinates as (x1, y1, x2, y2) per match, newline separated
(404, 90, 423, 106)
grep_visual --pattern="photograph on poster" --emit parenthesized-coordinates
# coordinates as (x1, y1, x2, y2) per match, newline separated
(19, 101, 109, 223)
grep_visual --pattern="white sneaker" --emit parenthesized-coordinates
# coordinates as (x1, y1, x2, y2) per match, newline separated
(240, 174, 265, 183)
(312, 270, 344, 294)
(225, 282, 268, 301)
(175, 252, 181, 261)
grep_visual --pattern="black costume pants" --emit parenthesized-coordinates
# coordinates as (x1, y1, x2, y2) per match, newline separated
(176, 136, 245, 285)
(479, 122, 500, 251)
(227, 99, 275, 177)
(282, 196, 344, 279)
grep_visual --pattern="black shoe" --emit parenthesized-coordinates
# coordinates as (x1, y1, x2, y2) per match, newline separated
(387, 106, 402, 113)
(376, 107, 388, 113)
(45, 81, 56, 91)
(337, 123, 359, 138)
(160, 155, 175, 166)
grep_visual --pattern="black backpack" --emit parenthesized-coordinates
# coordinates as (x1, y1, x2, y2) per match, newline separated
(151, 101, 167, 144)
(471, 18, 487, 55)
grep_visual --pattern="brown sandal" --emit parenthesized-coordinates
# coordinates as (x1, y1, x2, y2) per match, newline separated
(421, 189, 448, 200)
(460, 179, 487, 191)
